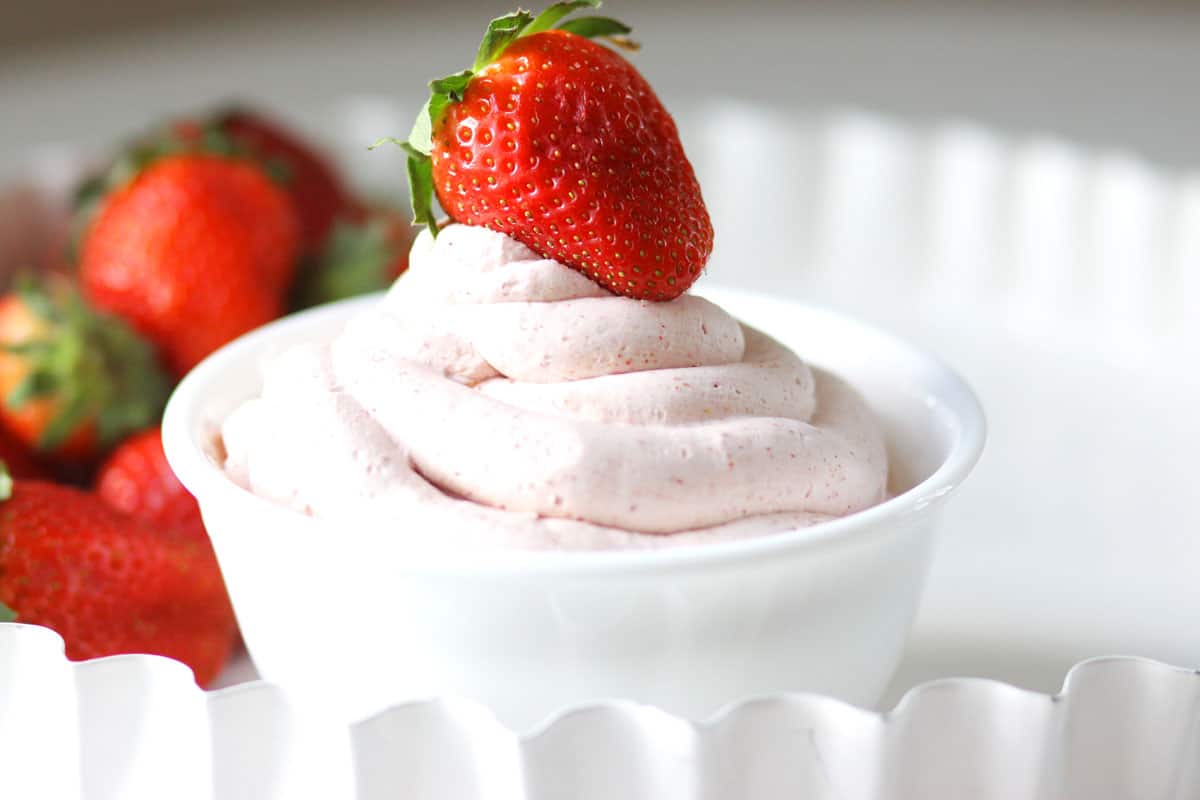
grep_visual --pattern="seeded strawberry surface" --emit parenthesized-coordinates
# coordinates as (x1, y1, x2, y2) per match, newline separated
(0, 479, 237, 685)
(96, 427, 205, 538)
(429, 29, 712, 300)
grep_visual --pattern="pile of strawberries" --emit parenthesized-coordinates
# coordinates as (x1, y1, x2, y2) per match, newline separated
(0, 108, 409, 685)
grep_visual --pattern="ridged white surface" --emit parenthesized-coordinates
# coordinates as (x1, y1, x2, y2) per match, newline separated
(1, 623, 1197, 800)
(0, 625, 354, 800)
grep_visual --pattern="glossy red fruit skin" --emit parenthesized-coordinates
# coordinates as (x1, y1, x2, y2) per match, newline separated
(79, 155, 298, 376)
(430, 30, 712, 301)
(0, 480, 237, 686)
(222, 111, 352, 254)
(96, 427, 204, 538)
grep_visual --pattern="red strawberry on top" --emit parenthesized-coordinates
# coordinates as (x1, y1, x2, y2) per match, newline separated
(392, 0, 712, 301)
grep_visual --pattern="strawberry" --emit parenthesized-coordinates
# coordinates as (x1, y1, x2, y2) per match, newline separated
(0, 426, 50, 481)
(0, 466, 237, 686)
(0, 281, 169, 463)
(289, 204, 411, 309)
(95, 427, 204, 538)
(79, 154, 300, 376)
(73, 109, 349, 261)
(392, 0, 712, 301)
(217, 109, 353, 255)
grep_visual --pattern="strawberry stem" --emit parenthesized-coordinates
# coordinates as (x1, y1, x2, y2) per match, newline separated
(402, 143, 439, 233)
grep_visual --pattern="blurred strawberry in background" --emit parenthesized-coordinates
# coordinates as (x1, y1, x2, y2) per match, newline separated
(79, 153, 299, 376)
(0, 105, 410, 681)
(96, 427, 206, 539)
(215, 108, 354, 256)
(0, 463, 237, 687)
(0, 426, 50, 481)
(0, 280, 168, 464)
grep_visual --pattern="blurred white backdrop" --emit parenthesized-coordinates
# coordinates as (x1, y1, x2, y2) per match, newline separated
(2, 1, 1200, 168)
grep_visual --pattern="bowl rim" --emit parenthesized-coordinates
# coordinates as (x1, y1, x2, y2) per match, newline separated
(162, 285, 987, 576)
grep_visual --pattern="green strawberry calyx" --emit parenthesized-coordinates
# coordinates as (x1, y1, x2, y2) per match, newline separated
(373, 0, 636, 237)
(3, 280, 171, 452)
(0, 601, 16, 623)
(290, 215, 404, 310)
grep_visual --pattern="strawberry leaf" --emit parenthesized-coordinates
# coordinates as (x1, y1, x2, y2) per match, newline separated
(558, 16, 634, 41)
(370, 137, 440, 236)
(368, 136, 406, 151)
(428, 70, 476, 99)
(522, 0, 601, 36)
(405, 70, 474, 157)
(473, 10, 536, 72)
(6, 366, 54, 408)
(403, 143, 439, 236)
(406, 100, 437, 157)
(16, 278, 59, 322)
(291, 217, 402, 308)
(0, 601, 16, 623)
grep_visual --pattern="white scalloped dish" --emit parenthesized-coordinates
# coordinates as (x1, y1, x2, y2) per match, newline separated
(1, 623, 1197, 800)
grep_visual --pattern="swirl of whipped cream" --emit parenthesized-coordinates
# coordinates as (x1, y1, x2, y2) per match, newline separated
(222, 224, 888, 550)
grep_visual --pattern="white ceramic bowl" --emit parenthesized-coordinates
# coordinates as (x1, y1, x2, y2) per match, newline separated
(162, 286, 985, 729)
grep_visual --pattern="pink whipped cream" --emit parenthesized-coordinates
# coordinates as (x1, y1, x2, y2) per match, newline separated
(221, 224, 888, 551)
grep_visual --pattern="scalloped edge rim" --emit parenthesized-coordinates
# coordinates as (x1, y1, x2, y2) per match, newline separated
(3, 622, 1197, 738)
(360, 653, 1200, 738)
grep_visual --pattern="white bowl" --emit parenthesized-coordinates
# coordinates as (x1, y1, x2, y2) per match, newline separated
(162, 286, 985, 729)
